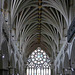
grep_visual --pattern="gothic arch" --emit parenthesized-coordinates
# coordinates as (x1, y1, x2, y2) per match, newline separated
(27, 48, 51, 75)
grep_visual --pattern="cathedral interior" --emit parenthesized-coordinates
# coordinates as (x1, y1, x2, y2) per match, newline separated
(0, 0, 75, 75)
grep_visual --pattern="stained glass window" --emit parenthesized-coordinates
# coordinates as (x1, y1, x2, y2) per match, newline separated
(27, 47, 51, 75)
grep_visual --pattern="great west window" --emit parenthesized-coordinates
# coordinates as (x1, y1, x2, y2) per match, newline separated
(27, 47, 51, 75)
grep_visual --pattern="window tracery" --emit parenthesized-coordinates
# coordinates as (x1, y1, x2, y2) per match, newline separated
(27, 48, 51, 75)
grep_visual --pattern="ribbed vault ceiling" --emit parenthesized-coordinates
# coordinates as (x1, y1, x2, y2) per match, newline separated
(11, 0, 71, 58)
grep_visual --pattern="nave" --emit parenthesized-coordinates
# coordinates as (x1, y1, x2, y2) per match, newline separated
(0, 0, 75, 75)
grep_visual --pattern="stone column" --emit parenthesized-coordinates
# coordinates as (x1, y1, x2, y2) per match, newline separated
(8, 0, 11, 58)
(14, 68, 17, 75)
(0, 0, 2, 51)
(0, 0, 4, 75)
(71, 69, 75, 75)
(50, 63, 55, 75)
(62, 68, 65, 75)
(25, 66, 27, 75)
(65, 69, 71, 75)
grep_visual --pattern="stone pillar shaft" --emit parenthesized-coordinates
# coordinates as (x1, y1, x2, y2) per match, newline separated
(72, 69, 75, 75)
(0, 0, 2, 51)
